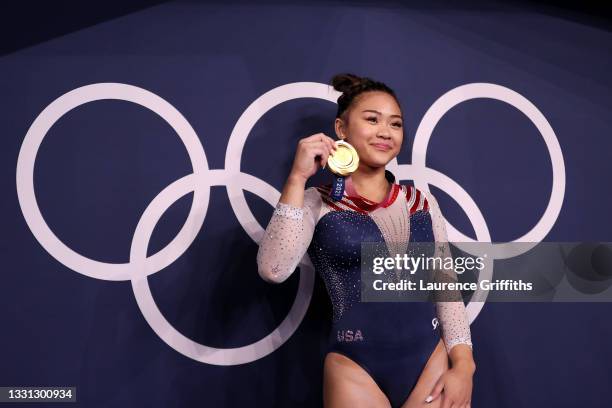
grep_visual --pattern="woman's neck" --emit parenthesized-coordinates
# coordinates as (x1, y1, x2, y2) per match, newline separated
(349, 166, 390, 203)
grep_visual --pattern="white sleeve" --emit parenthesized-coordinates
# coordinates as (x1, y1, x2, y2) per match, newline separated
(256, 187, 321, 283)
(425, 190, 474, 353)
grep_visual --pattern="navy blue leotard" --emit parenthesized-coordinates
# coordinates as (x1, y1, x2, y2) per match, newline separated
(257, 169, 472, 407)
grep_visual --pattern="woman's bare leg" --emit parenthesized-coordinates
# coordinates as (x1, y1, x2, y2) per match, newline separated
(400, 339, 449, 408)
(323, 352, 391, 408)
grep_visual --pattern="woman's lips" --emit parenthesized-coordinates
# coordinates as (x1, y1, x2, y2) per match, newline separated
(371, 143, 392, 151)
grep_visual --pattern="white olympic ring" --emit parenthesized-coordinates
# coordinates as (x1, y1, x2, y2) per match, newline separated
(16, 81, 564, 365)
(412, 83, 565, 258)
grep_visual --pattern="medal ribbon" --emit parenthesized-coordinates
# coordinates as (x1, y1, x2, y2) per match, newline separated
(330, 175, 345, 201)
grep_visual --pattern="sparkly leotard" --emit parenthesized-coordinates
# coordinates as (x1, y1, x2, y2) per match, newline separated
(257, 170, 472, 407)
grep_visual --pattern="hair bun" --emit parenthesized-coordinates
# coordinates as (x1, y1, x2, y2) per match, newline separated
(331, 73, 366, 93)
(330, 72, 399, 119)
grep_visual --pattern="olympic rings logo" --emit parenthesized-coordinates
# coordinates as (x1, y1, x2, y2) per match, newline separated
(16, 82, 565, 365)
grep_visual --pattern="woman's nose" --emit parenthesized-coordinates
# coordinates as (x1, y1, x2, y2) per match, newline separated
(377, 124, 394, 138)
(376, 130, 391, 139)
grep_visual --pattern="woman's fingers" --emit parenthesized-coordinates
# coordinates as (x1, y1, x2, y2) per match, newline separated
(326, 135, 338, 154)
(292, 133, 339, 181)
(426, 377, 444, 403)
(300, 134, 338, 171)
(315, 141, 334, 164)
(322, 144, 333, 168)
(442, 396, 470, 408)
(308, 145, 330, 169)
(441, 396, 453, 408)
(302, 137, 332, 155)
(303, 133, 328, 144)
(303, 134, 337, 154)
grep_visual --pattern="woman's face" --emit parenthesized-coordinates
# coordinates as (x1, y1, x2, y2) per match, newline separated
(334, 91, 403, 169)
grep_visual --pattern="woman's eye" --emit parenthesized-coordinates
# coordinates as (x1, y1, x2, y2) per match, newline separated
(366, 117, 401, 128)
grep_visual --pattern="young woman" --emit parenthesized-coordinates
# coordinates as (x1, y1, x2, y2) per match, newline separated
(257, 73, 475, 408)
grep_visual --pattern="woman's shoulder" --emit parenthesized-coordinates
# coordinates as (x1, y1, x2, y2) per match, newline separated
(303, 185, 327, 207)
(397, 183, 436, 214)
(305, 184, 329, 197)
(306, 183, 338, 202)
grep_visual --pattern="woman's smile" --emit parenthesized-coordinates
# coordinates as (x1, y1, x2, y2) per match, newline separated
(371, 142, 392, 152)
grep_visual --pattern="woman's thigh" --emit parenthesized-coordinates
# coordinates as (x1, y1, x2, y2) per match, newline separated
(323, 351, 391, 408)
(400, 339, 449, 408)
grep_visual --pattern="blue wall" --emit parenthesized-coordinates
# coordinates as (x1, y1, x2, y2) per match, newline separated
(1, 1, 611, 406)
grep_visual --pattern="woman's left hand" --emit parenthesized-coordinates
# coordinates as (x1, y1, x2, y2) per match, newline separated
(425, 363, 474, 408)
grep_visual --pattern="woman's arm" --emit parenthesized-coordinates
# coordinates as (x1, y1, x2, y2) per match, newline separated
(256, 133, 335, 283)
(424, 190, 475, 405)
(279, 173, 308, 208)
(256, 179, 321, 283)
(425, 191, 474, 355)
(448, 344, 476, 373)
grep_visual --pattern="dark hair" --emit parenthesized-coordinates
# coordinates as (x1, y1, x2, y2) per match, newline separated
(331, 73, 400, 119)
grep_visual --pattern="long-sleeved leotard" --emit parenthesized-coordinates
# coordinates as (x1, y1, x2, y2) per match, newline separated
(257, 169, 472, 407)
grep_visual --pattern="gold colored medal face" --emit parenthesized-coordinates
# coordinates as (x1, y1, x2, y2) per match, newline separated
(327, 140, 359, 176)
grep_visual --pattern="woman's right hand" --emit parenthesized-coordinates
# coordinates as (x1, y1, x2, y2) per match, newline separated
(289, 133, 338, 183)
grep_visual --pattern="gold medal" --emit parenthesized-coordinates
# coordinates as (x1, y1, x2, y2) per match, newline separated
(327, 140, 359, 176)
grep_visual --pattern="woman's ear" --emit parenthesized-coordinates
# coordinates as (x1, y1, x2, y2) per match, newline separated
(334, 117, 346, 140)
